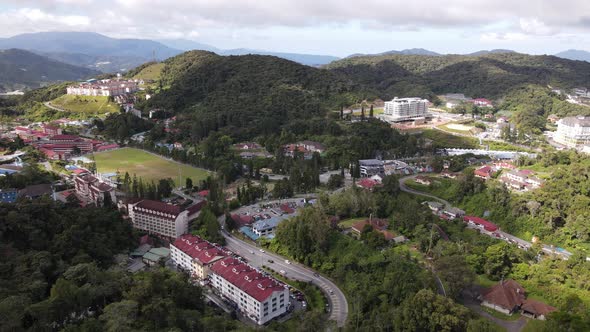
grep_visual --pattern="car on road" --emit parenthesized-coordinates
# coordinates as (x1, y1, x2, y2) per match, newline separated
(285, 260, 291, 264)
(329, 289, 334, 295)
(279, 270, 286, 275)
(249, 250, 254, 254)
(267, 259, 274, 263)
(313, 272, 320, 277)
(259, 249, 265, 253)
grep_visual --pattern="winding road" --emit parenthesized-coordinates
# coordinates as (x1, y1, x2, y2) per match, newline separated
(219, 223, 349, 327)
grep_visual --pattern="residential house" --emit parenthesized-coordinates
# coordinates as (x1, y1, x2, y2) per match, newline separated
(351, 218, 395, 241)
(472, 98, 493, 107)
(442, 207, 465, 220)
(521, 299, 557, 320)
(252, 217, 283, 237)
(414, 176, 432, 185)
(18, 184, 52, 200)
(359, 159, 384, 177)
(425, 201, 444, 212)
(356, 178, 379, 191)
(474, 165, 494, 179)
(481, 279, 525, 315)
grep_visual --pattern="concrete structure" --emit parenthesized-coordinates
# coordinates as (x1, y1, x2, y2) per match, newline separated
(170, 234, 226, 280)
(359, 159, 384, 177)
(252, 217, 282, 237)
(554, 116, 590, 148)
(210, 257, 289, 325)
(382, 97, 429, 122)
(128, 200, 205, 239)
(67, 79, 138, 97)
(74, 173, 115, 206)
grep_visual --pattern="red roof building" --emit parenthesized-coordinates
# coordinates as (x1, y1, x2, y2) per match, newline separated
(481, 279, 525, 315)
(356, 178, 379, 190)
(210, 257, 289, 324)
(474, 165, 494, 179)
(171, 234, 226, 280)
(473, 98, 493, 107)
(231, 214, 254, 226)
(463, 216, 498, 232)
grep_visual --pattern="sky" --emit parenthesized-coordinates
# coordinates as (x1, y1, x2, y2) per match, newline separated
(0, 0, 589, 57)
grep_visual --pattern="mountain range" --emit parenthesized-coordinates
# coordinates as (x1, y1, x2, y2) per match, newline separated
(0, 49, 100, 92)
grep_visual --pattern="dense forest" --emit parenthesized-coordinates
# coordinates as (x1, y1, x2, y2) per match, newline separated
(326, 52, 590, 99)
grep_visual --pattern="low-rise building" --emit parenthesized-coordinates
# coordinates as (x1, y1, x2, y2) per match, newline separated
(210, 257, 289, 325)
(499, 170, 544, 192)
(67, 79, 138, 97)
(252, 217, 282, 237)
(474, 165, 494, 179)
(359, 159, 384, 177)
(18, 184, 53, 200)
(414, 176, 432, 185)
(481, 279, 525, 315)
(74, 173, 115, 206)
(464, 216, 498, 232)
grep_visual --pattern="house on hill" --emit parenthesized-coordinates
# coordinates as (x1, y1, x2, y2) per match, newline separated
(481, 279, 525, 315)
(474, 165, 494, 179)
(414, 176, 431, 185)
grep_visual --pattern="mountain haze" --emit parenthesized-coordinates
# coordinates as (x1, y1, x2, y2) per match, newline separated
(0, 49, 100, 92)
(554, 49, 590, 62)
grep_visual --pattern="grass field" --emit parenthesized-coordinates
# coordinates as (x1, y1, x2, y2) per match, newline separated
(338, 217, 366, 228)
(133, 63, 164, 81)
(50, 95, 120, 115)
(93, 148, 210, 185)
(420, 129, 478, 149)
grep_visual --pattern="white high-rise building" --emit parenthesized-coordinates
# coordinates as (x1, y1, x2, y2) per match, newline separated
(382, 97, 429, 122)
(554, 116, 590, 148)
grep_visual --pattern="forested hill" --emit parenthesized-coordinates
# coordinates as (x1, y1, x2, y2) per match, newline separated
(325, 52, 590, 99)
(142, 50, 363, 139)
(0, 49, 100, 92)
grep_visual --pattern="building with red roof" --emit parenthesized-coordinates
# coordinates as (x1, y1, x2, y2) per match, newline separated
(474, 165, 495, 179)
(464, 216, 498, 232)
(170, 234, 226, 280)
(41, 123, 63, 136)
(231, 214, 254, 226)
(481, 279, 525, 315)
(473, 98, 493, 107)
(356, 178, 379, 190)
(74, 173, 115, 206)
(210, 256, 289, 324)
(127, 199, 205, 239)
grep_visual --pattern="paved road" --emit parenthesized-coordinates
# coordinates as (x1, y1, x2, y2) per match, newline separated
(221, 231, 348, 327)
(44, 101, 67, 112)
(399, 174, 452, 208)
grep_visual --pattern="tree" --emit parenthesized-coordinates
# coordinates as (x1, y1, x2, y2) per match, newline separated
(100, 300, 139, 332)
(185, 177, 193, 190)
(369, 104, 374, 117)
(157, 178, 174, 198)
(394, 289, 470, 332)
(326, 174, 344, 190)
(433, 254, 475, 300)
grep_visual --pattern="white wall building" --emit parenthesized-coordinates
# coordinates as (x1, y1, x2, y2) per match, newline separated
(382, 97, 429, 122)
(554, 116, 590, 148)
(210, 257, 289, 325)
(128, 200, 204, 239)
(170, 234, 226, 280)
(67, 79, 138, 97)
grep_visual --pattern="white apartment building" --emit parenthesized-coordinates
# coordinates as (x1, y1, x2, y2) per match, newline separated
(128, 200, 204, 239)
(382, 97, 429, 122)
(554, 116, 590, 148)
(170, 234, 226, 280)
(66, 79, 138, 97)
(210, 257, 289, 325)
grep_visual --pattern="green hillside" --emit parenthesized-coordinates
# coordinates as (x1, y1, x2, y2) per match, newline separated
(49, 94, 120, 115)
(131, 62, 164, 81)
(141, 50, 363, 140)
(0, 48, 100, 92)
(326, 52, 590, 99)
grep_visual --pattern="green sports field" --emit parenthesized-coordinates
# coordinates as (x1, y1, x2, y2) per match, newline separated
(93, 148, 210, 185)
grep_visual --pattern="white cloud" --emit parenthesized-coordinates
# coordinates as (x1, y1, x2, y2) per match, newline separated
(480, 32, 528, 42)
(519, 18, 556, 35)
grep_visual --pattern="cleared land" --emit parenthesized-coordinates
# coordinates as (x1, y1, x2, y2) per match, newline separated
(445, 123, 474, 132)
(133, 63, 164, 81)
(49, 95, 120, 115)
(93, 148, 210, 185)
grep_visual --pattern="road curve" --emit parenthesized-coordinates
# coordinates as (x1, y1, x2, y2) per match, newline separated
(221, 231, 349, 327)
(44, 101, 67, 112)
(399, 174, 452, 207)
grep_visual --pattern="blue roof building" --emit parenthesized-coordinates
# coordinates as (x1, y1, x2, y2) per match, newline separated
(252, 216, 284, 237)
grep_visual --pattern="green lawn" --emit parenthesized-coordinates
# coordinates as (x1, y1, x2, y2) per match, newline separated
(49, 95, 120, 115)
(133, 63, 164, 81)
(338, 217, 366, 228)
(420, 129, 478, 149)
(93, 148, 210, 186)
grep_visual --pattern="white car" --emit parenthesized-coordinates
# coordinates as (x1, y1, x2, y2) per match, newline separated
(259, 249, 265, 253)
(279, 270, 286, 275)
(285, 260, 291, 264)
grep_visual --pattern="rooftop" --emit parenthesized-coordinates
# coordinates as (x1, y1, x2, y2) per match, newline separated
(210, 257, 285, 302)
(481, 279, 525, 310)
(134, 199, 182, 217)
(559, 116, 590, 127)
